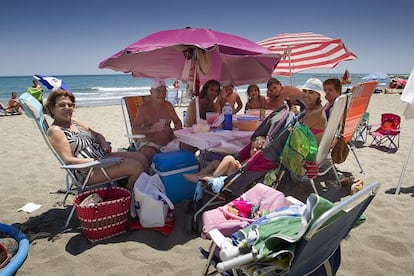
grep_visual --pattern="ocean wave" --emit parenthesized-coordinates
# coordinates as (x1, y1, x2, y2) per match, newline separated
(91, 85, 180, 92)
(91, 86, 151, 92)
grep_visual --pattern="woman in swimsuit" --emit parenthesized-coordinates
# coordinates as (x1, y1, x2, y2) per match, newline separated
(300, 78, 327, 144)
(45, 89, 149, 190)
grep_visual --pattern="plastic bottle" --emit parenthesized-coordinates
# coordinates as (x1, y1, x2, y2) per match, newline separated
(222, 102, 233, 130)
(259, 108, 265, 120)
(182, 110, 187, 127)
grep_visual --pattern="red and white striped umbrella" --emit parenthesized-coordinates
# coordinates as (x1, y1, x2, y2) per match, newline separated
(258, 32, 357, 77)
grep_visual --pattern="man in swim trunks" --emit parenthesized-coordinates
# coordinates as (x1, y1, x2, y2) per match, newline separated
(132, 79, 183, 163)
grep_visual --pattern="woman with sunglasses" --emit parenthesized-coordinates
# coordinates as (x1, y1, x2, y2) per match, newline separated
(45, 89, 149, 190)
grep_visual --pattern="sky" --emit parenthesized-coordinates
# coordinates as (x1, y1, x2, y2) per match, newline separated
(1, 0, 413, 76)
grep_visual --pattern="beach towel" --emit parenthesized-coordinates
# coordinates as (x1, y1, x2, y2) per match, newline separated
(26, 87, 43, 103)
(232, 193, 342, 274)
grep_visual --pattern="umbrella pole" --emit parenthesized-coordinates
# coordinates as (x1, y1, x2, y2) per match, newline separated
(195, 56, 200, 124)
(288, 47, 293, 86)
(195, 96, 200, 123)
(395, 133, 414, 194)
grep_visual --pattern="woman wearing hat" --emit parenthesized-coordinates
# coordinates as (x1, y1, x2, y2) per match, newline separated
(300, 78, 327, 143)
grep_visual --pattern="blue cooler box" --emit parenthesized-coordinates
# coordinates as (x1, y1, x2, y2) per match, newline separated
(152, 150, 199, 204)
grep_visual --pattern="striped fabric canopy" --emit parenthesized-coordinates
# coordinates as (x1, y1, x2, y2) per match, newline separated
(258, 32, 357, 77)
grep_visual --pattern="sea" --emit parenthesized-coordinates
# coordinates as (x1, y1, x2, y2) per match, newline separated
(0, 73, 403, 107)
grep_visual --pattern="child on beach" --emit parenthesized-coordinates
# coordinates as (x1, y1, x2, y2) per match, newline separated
(218, 82, 243, 114)
(244, 84, 266, 112)
(184, 136, 267, 184)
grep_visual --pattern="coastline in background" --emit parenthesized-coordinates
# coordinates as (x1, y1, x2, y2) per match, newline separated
(0, 73, 408, 107)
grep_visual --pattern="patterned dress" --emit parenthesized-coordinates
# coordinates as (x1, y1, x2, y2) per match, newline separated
(60, 121, 106, 183)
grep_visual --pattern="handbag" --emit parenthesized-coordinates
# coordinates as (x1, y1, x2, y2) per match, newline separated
(131, 172, 174, 228)
(331, 104, 350, 164)
(331, 136, 349, 164)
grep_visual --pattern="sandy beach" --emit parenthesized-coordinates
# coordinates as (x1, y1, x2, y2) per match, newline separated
(1, 93, 414, 275)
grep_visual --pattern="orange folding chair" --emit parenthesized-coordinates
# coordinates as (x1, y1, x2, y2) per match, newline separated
(343, 80, 378, 174)
(121, 95, 151, 150)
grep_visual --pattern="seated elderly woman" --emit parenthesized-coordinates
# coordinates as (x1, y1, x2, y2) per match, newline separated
(300, 78, 328, 144)
(45, 89, 149, 190)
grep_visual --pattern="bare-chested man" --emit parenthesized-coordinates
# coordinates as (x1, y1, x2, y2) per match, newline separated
(218, 82, 243, 114)
(5, 92, 22, 114)
(132, 79, 182, 163)
(264, 78, 302, 110)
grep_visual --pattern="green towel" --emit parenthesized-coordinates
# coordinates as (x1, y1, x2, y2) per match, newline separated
(27, 87, 44, 102)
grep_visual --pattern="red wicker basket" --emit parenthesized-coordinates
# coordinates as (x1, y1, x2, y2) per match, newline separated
(74, 186, 131, 242)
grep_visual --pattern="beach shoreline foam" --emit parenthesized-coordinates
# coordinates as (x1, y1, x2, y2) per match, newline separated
(1, 93, 414, 275)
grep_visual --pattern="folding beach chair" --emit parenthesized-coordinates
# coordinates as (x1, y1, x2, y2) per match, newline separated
(121, 95, 151, 150)
(299, 94, 348, 193)
(368, 113, 401, 151)
(351, 112, 370, 144)
(18, 92, 127, 229)
(204, 181, 380, 276)
(342, 81, 377, 174)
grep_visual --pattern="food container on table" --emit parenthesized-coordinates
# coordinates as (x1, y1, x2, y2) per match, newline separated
(237, 115, 259, 131)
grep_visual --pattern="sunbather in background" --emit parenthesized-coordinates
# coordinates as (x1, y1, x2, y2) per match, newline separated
(5, 92, 22, 114)
(45, 89, 148, 190)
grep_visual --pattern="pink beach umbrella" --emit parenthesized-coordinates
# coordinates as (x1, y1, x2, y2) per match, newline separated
(258, 32, 357, 83)
(99, 27, 281, 122)
(99, 27, 281, 86)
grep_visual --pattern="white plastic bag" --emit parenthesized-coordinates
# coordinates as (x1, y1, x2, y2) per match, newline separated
(131, 172, 174, 227)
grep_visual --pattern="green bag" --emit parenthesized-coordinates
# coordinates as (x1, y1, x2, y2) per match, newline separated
(279, 123, 318, 176)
